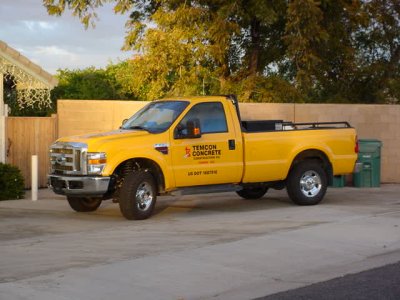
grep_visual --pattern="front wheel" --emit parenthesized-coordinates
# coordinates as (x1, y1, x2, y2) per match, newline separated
(286, 160, 327, 205)
(236, 187, 268, 199)
(119, 171, 157, 220)
(67, 197, 102, 212)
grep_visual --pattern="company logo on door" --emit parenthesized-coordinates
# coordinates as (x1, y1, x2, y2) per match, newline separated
(184, 146, 191, 158)
(184, 144, 222, 160)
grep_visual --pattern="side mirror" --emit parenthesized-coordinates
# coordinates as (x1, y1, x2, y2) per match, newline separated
(175, 118, 202, 139)
(120, 119, 129, 129)
(186, 119, 202, 138)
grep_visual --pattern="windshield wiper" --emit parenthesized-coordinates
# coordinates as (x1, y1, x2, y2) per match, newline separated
(126, 125, 151, 132)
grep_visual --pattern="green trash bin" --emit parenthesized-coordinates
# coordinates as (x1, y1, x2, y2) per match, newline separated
(330, 175, 346, 188)
(354, 139, 382, 187)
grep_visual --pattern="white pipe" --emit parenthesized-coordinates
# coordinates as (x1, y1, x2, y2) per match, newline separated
(31, 155, 38, 201)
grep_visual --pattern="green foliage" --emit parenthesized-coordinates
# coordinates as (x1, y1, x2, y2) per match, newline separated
(0, 163, 25, 200)
(42, 0, 107, 28)
(285, 0, 327, 92)
(43, 0, 400, 104)
(51, 65, 133, 100)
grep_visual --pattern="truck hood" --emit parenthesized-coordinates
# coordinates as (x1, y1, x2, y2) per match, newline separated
(56, 129, 150, 150)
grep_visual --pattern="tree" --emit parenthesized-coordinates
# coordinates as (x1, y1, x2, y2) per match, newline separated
(51, 65, 133, 100)
(284, 0, 327, 93)
(354, 0, 400, 103)
(43, 0, 296, 102)
(43, 0, 400, 104)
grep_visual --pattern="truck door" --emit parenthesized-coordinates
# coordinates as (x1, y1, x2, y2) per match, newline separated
(170, 101, 243, 187)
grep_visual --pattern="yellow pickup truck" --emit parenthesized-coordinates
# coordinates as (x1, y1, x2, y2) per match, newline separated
(49, 95, 359, 220)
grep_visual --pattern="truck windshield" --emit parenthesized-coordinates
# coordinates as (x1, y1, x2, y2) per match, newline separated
(121, 101, 189, 133)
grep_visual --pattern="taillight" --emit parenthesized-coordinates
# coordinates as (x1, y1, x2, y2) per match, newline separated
(355, 136, 359, 153)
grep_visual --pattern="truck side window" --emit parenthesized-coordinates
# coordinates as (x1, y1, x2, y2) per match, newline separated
(179, 102, 228, 134)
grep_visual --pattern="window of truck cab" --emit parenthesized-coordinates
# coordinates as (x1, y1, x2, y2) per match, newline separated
(176, 102, 228, 135)
(121, 101, 189, 133)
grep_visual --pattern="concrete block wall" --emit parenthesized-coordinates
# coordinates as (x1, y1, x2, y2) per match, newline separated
(58, 100, 147, 137)
(239, 103, 400, 183)
(239, 103, 294, 121)
(58, 100, 400, 183)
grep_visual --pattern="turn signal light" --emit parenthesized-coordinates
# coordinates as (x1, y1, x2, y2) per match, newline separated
(88, 158, 107, 164)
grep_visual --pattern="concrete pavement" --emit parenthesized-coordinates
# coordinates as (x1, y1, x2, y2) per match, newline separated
(0, 185, 399, 299)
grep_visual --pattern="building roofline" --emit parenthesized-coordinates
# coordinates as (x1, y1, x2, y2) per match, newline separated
(0, 40, 58, 88)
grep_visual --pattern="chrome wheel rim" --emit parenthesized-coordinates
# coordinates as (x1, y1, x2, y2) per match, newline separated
(136, 182, 154, 211)
(300, 170, 322, 198)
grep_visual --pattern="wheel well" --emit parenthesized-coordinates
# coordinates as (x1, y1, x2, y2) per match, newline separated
(290, 150, 333, 184)
(114, 158, 165, 194)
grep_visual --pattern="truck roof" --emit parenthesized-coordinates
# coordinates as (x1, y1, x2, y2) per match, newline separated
(158, 95, 230, 103)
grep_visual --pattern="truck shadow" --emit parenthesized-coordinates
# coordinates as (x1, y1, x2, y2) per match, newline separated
(87, 193, 292, 221)
(152, 191, 293, 218)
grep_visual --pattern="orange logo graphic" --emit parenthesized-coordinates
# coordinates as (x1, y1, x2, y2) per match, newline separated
(184, 146, 191, 158)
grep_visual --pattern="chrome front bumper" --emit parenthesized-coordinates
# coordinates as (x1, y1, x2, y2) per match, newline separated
(48, 175, 111, 196)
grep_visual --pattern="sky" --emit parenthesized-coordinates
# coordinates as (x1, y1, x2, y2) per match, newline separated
(0, 0, 132, 74)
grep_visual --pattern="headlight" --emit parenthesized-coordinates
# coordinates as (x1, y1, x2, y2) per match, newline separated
(87, 152, 107, 175)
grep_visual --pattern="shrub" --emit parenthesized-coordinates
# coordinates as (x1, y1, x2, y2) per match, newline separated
(0, 163, 25, 200)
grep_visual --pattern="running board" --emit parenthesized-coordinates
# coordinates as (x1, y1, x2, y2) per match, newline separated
(171, 184, 241, 196)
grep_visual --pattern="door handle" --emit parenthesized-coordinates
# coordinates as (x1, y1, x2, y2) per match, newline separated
(228, 139, 235, 150)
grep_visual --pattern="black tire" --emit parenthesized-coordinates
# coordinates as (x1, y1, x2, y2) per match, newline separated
(67, 197, 102, 212)
(119, 171, 157, 220)
(236, 187, 268, 199)
(286, 160, 328, 205)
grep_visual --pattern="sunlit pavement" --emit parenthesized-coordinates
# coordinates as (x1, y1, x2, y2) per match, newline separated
(0, 185, 399, 299)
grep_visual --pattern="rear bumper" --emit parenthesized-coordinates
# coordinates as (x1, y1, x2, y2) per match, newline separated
(48, 175, 111, 196)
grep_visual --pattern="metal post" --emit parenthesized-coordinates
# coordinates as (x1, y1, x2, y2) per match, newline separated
(0, 73, 5, 163)
(31, 155, 38, 201)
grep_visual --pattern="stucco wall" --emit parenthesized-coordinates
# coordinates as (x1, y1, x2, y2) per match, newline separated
(58, 100, 147, 137)
(57, 100, 400, 183)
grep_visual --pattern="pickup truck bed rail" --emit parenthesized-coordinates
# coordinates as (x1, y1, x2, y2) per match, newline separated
(226, 95, 351, 133)
(241, 120, 351, 133)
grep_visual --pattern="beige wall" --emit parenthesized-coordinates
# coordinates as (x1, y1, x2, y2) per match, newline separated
(58, 100, 147, 137)
(240, 103, 400, 183)
(58, 100, 400, 183)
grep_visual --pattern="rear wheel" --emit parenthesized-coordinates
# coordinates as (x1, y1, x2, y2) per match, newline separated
(119, 171, 157, 220)
(236, 187, 268, 199)
(67, 197, 102, 212)
(286, 160, 327, 205)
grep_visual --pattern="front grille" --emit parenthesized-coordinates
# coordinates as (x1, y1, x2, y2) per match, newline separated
(49, 142, 87, 175)
(53, 164, 73, 171)
(52, 148, 73, 155)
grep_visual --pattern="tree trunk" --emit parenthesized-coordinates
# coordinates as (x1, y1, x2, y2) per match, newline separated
(248, 18, 261, 77)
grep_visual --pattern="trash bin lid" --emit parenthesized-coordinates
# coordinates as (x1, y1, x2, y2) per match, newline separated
(358, 139, 382, 153)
